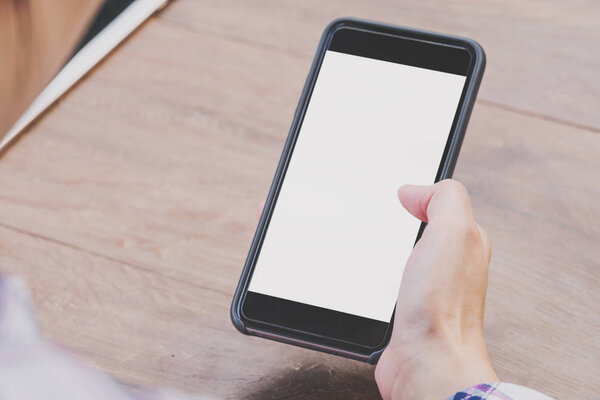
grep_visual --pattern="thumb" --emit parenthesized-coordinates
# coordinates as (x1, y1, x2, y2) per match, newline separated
(397, 184, 434, 222)
(397, 179, 474, 224)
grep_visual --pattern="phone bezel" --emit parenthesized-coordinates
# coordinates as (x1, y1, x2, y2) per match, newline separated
(231, 17, 486, 364)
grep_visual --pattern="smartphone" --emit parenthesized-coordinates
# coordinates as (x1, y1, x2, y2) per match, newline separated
(231, 18, 485, 363)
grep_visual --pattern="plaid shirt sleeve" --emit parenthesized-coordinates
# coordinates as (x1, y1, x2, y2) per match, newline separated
(446, 383, 554, 400)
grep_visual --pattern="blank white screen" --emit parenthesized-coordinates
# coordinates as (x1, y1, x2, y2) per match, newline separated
(249, 51, 466, 322)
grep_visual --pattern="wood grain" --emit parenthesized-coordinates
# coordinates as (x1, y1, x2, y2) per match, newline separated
(0, 0, 599, 398)
(160, 0, 600, 131)
(0, 225, 380, 399)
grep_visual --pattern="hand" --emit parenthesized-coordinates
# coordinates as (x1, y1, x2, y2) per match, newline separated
(375, 179, 498, 400)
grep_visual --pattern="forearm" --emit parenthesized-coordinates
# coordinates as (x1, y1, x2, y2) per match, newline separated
(0, 0, 102, 134)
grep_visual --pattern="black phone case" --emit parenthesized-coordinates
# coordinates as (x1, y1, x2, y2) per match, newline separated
(231, 17, 486, 364)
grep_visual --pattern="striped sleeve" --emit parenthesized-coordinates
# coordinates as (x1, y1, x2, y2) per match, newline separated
(446, 383, 554, 400)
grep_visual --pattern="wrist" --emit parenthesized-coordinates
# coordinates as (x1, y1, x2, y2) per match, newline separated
(376, 332, 498, 400)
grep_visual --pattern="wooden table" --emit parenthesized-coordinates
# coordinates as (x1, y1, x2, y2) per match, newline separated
(1, 1, 598, 398)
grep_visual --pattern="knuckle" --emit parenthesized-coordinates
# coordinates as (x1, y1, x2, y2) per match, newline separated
(452, 219, 481, 242)
(437, 179, 470, 199)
